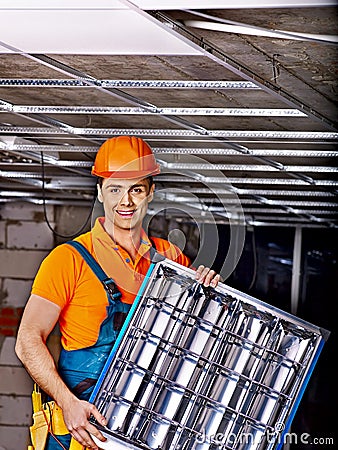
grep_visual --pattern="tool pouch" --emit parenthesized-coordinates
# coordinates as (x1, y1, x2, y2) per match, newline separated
(29, 384, 68, 450)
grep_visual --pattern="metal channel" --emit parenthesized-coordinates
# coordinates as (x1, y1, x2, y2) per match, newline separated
(1, 126, 337, 139)
(0, 79, 259, 89)
(1, 105, 307, 117)
(2, 143, 337, 158)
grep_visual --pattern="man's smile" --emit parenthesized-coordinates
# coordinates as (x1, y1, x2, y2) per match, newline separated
(116, 209, 136, 218)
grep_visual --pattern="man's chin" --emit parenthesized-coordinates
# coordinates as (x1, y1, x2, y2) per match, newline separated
(114, 220, 139, 230)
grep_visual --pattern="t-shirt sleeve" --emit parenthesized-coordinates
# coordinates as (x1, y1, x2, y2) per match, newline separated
(31, 244, 79, 308)
(151, 237, 191, 268)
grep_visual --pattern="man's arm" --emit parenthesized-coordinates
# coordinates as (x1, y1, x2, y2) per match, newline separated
(15, 294, 107, 449)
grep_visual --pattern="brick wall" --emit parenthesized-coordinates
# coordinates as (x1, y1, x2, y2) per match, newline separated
(0, 203, 54, 450)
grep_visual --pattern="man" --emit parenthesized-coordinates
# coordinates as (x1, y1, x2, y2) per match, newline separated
(15, 136, 221, 449)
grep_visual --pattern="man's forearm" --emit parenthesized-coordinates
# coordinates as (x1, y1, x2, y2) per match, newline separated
(15, 325, 76, 409)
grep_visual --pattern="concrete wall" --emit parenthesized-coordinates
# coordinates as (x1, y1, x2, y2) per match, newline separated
(0, 203, 54, 450)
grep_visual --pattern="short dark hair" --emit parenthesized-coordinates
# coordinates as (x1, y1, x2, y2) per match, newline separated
(97, 176, 154, 193)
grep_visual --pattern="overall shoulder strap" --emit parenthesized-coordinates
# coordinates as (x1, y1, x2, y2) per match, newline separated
(66, 240, 121, 299)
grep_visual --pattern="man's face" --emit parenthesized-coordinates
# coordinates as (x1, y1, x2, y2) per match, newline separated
(97, 177, 154, 232)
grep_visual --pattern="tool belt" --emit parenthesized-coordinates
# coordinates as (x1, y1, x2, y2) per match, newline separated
(29, 384, 68, 450)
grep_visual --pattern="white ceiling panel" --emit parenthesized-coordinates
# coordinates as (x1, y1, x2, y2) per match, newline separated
(132, 0, 337, 9)
(0, 0, 127, 9)
(0, 9, 201, 55)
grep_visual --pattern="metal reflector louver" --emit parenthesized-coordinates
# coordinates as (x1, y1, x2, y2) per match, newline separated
(89, 258, 329, 450)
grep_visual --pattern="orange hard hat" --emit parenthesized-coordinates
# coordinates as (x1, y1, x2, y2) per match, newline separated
(91, 136, 161, 179)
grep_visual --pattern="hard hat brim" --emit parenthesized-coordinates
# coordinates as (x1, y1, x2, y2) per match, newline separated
(91, 166, 161, 179)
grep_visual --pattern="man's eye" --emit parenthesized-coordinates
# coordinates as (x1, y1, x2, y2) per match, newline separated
(110, 188, 120, 194)
(132, 188, 145, 194)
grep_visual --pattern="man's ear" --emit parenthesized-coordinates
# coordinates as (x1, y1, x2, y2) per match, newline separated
(147, 183, 155, 203)
(97, 184, 103, 203)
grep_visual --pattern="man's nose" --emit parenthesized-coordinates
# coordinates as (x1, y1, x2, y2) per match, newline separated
(119, 190, 133, 205)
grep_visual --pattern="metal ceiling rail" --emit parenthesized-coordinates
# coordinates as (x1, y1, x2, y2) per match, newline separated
(1, 126, 337, 140)
(3, 105, 307, 117)
(0, 98, 103, 147)
(0, 190, 85, 200)
(1, 189, 335, 209)
(2, 171, 336, 187)
(0, 184, 334, 198)
(2, 143, 336, 158)
(3, 147, 92, 177)
(156, 176, 338, 186)
(163, 163, 338, 173)
(0, 197, 90, 207)
(0, 173, 96, 191)
(0, 47, 335, 200)
(156, 195, 338, 207)
(2, 50, 332, 196)
(217, 208, 337, 215)
(156, 148, 338, 157)
(2, 170, 337, 226)
(0, 143, 97, 153)
(0, 47, 336, 225)
(188, 188, 336, 197)
(244, 220, 333, 228)
(1, 180, 334, 198)
(0, 79, 260, 89)
(2, 160, 337, 173)
(148, 11, 338, 131)
(152, 196, 336, 226)
(1, 175, 334, 199)
(0, 160, 92, 168)
(148, 207, 334, 227)
(0, 197, 329, 226)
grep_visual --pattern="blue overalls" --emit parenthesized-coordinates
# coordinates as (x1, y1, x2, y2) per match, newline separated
(46, 240, 131, 449)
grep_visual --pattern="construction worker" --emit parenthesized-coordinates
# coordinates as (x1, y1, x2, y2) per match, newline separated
(15, 136, 221, 450)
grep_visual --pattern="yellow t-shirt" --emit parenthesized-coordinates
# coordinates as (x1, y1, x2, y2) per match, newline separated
(31, 218, 190, 351)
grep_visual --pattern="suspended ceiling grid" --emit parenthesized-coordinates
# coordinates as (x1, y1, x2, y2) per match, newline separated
(0, 1, 337, 228)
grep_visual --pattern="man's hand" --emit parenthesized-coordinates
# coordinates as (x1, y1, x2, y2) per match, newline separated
(195, 265, 221, 288)
(15, 295, 107, 449)
(62, 397, 107, 449)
